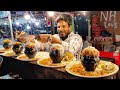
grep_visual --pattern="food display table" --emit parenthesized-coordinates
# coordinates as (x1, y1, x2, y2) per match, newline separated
(0, 48, 119, 79)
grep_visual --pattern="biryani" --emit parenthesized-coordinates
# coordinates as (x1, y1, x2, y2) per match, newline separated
(39, 58, 53, 65)
(62, 52, 75, 62)
(0, 48, 12, 52)
(17, 54, 38, 61)
(13, 42, 22, 45)
(3, 51, 15, 56)
(39, 52, 75, 66)
(18, 54, 27, 60)
(39, 58, 65, 66)
(69, 61, 115, 76)
(3, 39, 11, 43)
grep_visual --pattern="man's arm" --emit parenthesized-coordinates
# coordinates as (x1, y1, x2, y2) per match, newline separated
(34, 34, 61, 44)
(50, 35, 62, 44)
(34, 34, 83, 54)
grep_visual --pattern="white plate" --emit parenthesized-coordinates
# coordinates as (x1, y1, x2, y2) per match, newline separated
(37, 57, 76, 68)
(2, 51, 16, 57)
(2, 50, 24, 57)
(65, 60, 119, 78)
(0, 48, 12, 53)
(16, 52, 49, 61)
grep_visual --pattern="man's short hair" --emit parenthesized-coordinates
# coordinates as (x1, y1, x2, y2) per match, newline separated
(56, 14, 72, 26)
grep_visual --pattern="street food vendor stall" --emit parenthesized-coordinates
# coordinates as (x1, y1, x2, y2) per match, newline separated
(0, 11, 120, 79)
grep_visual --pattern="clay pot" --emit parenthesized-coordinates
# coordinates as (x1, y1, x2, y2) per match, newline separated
(12, 44, 23, 55)
(81, 56, 100, 71)
(24, 47, 37, 59)
(3, 42, 11, 49)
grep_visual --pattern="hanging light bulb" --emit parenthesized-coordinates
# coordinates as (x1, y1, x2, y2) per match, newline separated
(81, 11, 87, 16)
(24, 12, 31, 20)
(44, 17, 46, 21)
(48, 11, 54, 17)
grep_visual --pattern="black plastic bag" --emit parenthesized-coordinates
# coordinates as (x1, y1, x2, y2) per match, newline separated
(101, 30, 111, 37)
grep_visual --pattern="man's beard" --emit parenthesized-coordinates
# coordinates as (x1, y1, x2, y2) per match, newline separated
(58, 31, 69, 41)
(59, 34, 68, 41)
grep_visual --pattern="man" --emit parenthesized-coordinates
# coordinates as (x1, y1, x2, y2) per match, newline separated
(35, 14, 83, 59)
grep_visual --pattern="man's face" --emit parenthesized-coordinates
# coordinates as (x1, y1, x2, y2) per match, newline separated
(57, 20, 72, 40)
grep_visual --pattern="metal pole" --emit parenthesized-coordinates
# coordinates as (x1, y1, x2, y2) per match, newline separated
(88, 15, 91, 38)
(113, 11, 116, 45)
(72, 16, 75, 33)
(8, 11, 14, 43)
(50, 17, 55, 35)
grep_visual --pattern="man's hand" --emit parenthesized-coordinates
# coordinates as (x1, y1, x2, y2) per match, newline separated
(35, 34, 50, 43)
(35, 34, 62, 44)
(51, 35, 62, 44)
